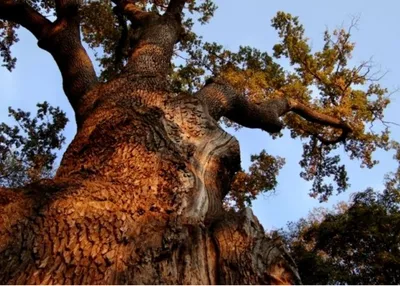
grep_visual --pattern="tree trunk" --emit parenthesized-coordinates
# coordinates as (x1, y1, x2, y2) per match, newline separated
(0, 1, 305, 283)
(0, 73, 301, 284)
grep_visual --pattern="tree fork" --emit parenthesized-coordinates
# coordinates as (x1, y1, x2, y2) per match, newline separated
(120, 1, 185, 79)
(0, 0, 98, 121)
(0, 0, 51, 38)
(111, 0, 155, 26)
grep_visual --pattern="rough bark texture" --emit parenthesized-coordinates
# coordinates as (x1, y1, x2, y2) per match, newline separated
(0, 74, 301, 284)
(0, 0, 331, 284)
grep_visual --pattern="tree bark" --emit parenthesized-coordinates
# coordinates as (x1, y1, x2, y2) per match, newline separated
(0, 75, 301, 283)
(0, 1, 337, 284)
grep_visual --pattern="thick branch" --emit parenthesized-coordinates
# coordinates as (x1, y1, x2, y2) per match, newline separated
(37, 27, 99, 118)
(196, 79, 289, 133)
(121, 2, 184, 78)
(54, 0, 80, 19)
(286, 99, 350, 129)
(111, 0, 153, 26)
(287, 99, 352, 144)
(196, 79, 352, 143)
(166, 0, 187, 15)
(0, 0, 52, 39)
(113, 7, 129, 71)
(0, 0, 98, 121)
(109, 0, 185, 79)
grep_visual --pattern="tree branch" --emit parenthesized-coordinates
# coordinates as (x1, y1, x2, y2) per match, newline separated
(119, 0, 185, 78)
(0, 0, 52, 39)
(286, 99, 350, 130)
(0, 0, 98, 121)
(213, 208, 302, 284)
(113, 7, 129, 71)
(195, 78, 289, 133)
(111, 0, 154, 26)
(166, 0, 187, 15)
(196, 78, 352, 144)
(54, 0, 81, 19)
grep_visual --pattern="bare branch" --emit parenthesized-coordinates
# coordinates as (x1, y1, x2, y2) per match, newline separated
(381, 120, 400, 128)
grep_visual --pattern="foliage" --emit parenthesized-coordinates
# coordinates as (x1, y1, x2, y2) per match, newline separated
(0, 102, 68, 187)
(0, 1, 396, 206)
(224, 150, 285, 210)
(174, 12, 392, 202)
(278, 159, 400, 284)
(0, 20, 18, 71)
(79, 0, 217, 81)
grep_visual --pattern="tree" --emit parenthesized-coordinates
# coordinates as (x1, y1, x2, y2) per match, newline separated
(0, 102, 68, 187)
(279, 153, 400, 284)
(0, 0, 395, 284)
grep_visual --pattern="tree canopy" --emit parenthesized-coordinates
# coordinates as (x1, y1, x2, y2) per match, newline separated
(278, 156, 400, 284)
(0, 102, 67, 187)
(0, 0, 397, 207)
(1, 1, 400, 284)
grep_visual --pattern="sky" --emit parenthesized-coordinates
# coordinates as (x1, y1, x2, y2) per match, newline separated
(1, 0, 399, 231)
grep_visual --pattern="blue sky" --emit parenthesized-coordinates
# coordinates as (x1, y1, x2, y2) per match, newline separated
(1, 0, 399, 231)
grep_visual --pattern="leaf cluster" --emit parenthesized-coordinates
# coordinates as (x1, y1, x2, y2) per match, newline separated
(1, 2, 397, 205)
(173, 11, 394, 202)
(224, 150, 285, 210)
(0, 102, 68, 187)
(278, 166, 400, 284)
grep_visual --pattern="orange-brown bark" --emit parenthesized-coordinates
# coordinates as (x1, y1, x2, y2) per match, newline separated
(196, 78, 352, 143)
(0, 76, 301, 283)
(0, 0, 98, 121)
(0, 1, 357, 284)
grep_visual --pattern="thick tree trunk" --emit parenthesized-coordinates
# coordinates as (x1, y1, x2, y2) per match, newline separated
(0, 0, 307, 283)
(0, 74, 301, 284)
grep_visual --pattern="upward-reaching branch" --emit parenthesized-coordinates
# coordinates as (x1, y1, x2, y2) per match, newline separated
(119, 0, 186, 79)
(166, 0, 187, 15)
(196, 78, 352, 144)
(0, 0, 52, 39)
(54, 0, 81, 18)
(0, 0, 98, 122)
(111, 0, 153, 26)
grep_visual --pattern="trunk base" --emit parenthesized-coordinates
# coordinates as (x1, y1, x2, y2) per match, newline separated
(0, 180, 300, 284)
